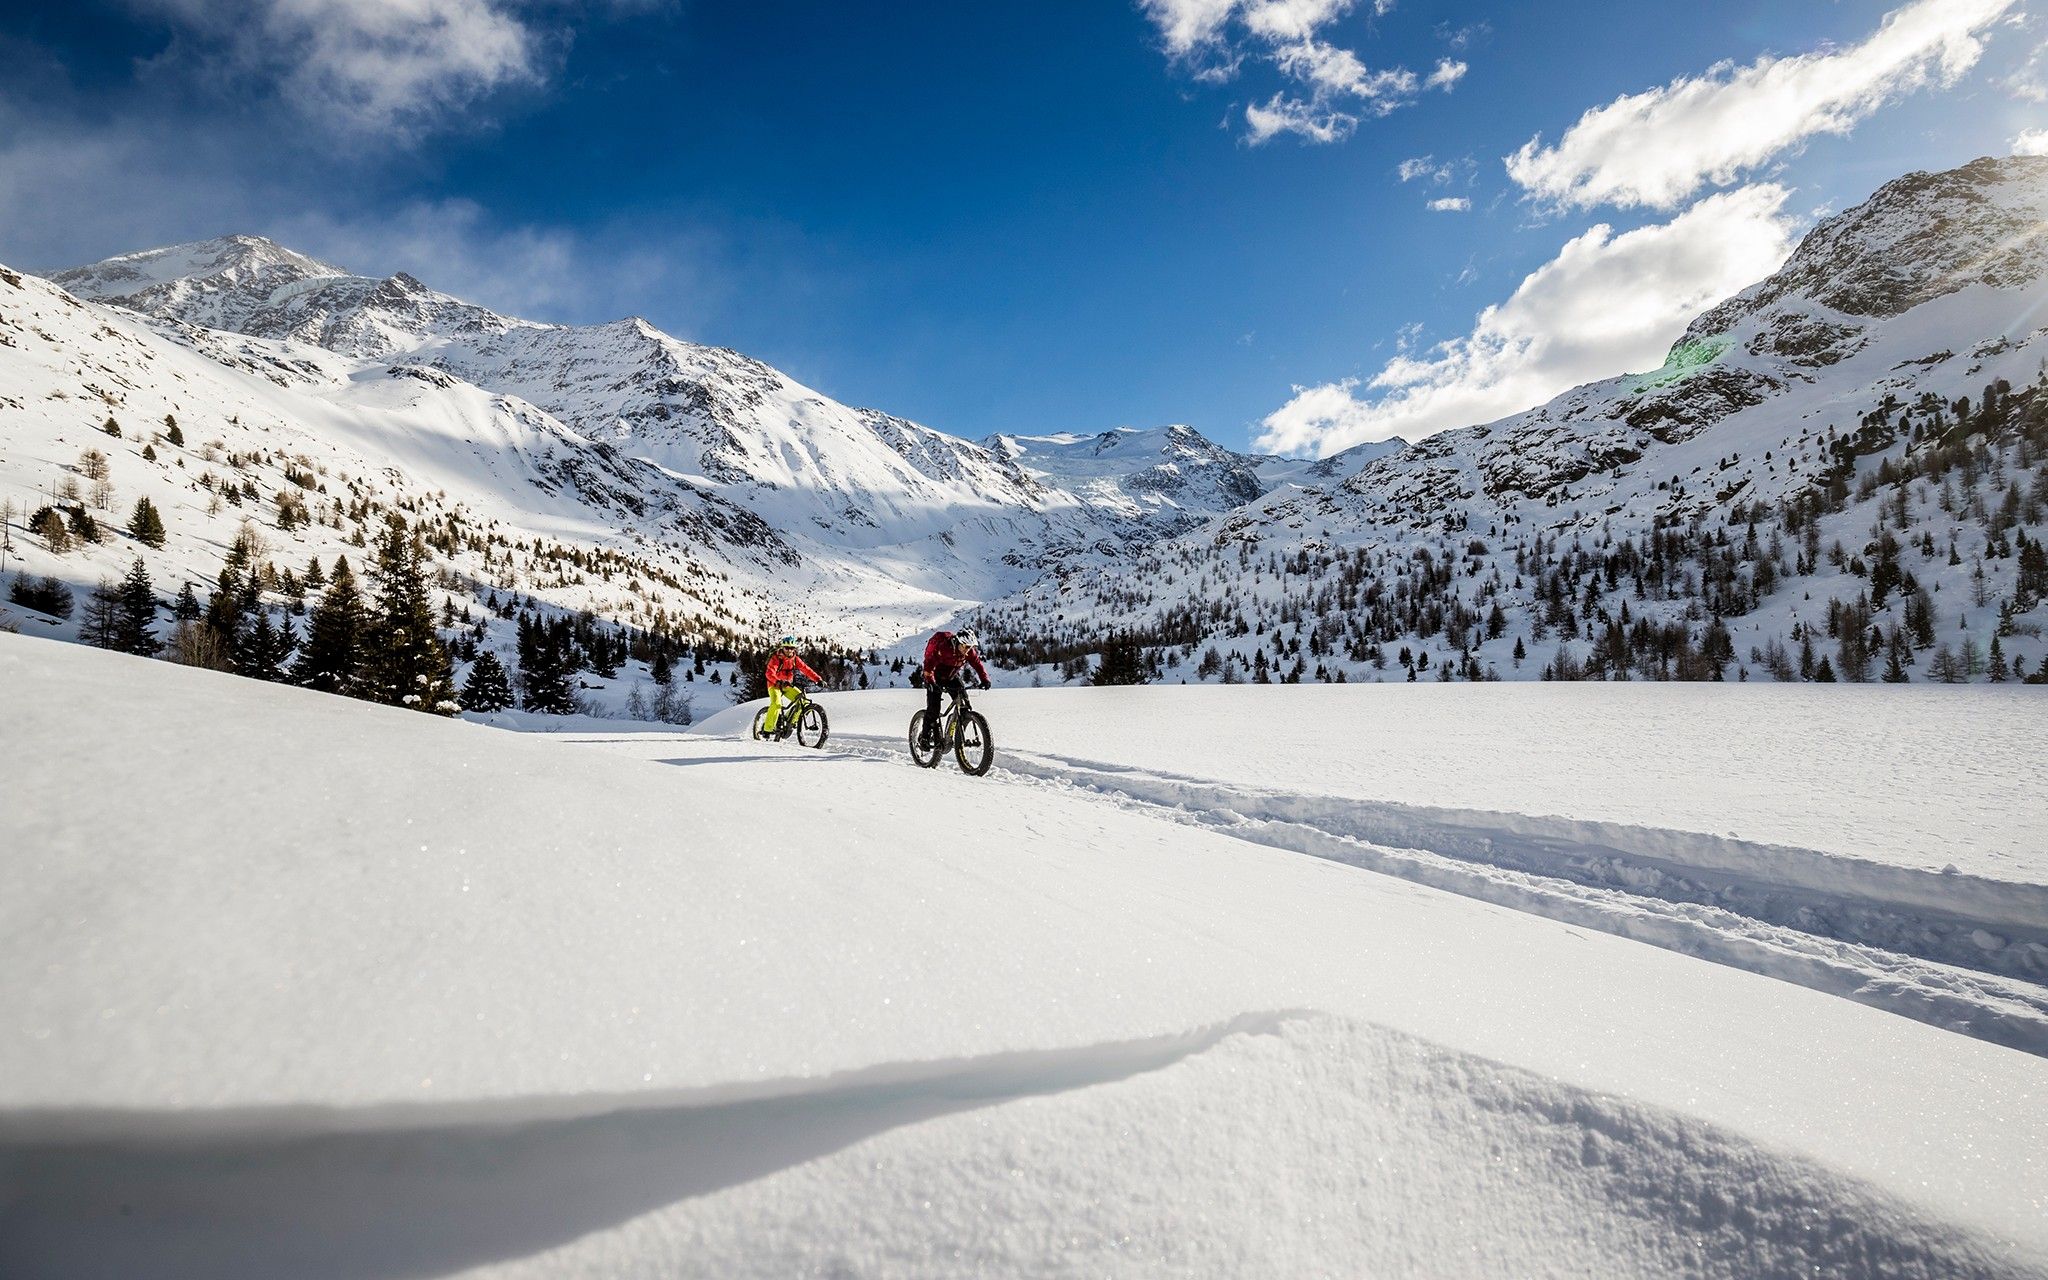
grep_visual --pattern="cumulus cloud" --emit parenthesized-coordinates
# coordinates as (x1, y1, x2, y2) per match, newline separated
(1426, 197, 1470, 212)
(2016, 127, 2048, 156)
(1139, 0, 1460, 143)
(1506, 0, 2016, 210)
(1256, 184, 1801, 455)
(130, 0, 551, 138)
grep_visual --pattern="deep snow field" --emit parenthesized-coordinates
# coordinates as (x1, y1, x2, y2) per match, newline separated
(3, 631, 2046, 1278)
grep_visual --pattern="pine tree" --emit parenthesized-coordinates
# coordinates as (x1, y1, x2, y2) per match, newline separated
(30, 506, 70, 552)
(293, 556, 367, 694)
(1881, 643, 1910, 683)
(651, 646, 673, 685)
(234, 608, 294, 680)
(204, 566, 246, 654)
(459, 650, 515, 712)
(517, 619, 577, 714)
(362, 517, 457, 714)
(66, 506, 101, 544)
(172, 582, 203, 621)
(1092, 640, 1146, 686)
(163, 414, 184, 447)
(127, 496, 167, 548)
(114, 558, 162, 656)
(81, 577, 121, 649)
(731, 652, 768, 705)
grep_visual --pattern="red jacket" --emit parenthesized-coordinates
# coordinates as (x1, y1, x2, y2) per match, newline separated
(923, 632, 990, 686)
(766, 649, 821, 688)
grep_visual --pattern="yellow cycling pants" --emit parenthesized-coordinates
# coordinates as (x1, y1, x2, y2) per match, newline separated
(764, 684, 798, 732)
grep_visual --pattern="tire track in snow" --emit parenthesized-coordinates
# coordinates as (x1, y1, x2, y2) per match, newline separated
(817, 733, 2048, 1057)
(0, 1012, 1302, 1280)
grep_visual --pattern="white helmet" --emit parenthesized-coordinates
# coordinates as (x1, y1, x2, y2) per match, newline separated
(955, 629, 981, 651)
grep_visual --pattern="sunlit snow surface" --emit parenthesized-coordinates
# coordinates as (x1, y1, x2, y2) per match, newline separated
(2, 634, 2044, 1277)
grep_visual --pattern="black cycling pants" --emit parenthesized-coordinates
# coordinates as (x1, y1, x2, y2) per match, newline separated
(923, 677, 965, 733)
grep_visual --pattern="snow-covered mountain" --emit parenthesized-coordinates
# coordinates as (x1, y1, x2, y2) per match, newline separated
(46, 238, 1353, 626)
(975, 155, 2048, 685)
(7, 155, 2043, 700)
(7, 232, 1360, 674)
(982, 424, 1401, 537)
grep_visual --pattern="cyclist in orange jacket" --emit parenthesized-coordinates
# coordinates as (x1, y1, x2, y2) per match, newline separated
(763, 636, 822, 737)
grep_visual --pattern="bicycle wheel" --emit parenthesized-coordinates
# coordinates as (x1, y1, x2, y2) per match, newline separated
(953, 711, 994, 776)
(750, 708, 769, 741)
(908, 711, 942, 768)
(797, 703, 829, 748)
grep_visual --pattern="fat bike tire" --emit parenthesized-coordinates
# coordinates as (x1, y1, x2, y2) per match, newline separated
(750, 708, 770, 741)
(798, 704, 829, 749)
(908, 712, 943, 768)
(954, 712, 994, 777)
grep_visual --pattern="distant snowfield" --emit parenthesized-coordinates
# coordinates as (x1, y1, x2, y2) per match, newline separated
(3, 634, 2045, 1278)
(734, 682, 2048, 881)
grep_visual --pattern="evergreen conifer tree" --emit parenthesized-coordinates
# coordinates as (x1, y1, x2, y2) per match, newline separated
(127, 496, 167, 548)
(651, 646, 673, 685)
(516, 617, 577, 714)
(293, 556, 366, 694)
(1881, 644, 1910, 683)
(1092, 640, 1146, 686)
(115, 558, 162, 656)
(460, 650, 516, 712)
(204, 566, 246, 655)
(30, 507, 70, 552)
(81, 577, 121, 649)
(363, 518, 457, 713)
(732, 652, 769, 705)
(172, 581, 203, 621)
(163, 414, 184, 447)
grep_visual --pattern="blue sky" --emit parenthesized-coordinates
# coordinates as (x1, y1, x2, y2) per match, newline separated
(1, 1, 2042, 453)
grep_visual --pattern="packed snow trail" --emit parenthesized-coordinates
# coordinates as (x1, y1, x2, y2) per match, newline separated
(686, 686, 2048, 1054)
(6, 637, 2047, 1276)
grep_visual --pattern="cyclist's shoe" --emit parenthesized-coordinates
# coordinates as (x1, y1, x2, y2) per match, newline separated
(917, 730, 936, 749)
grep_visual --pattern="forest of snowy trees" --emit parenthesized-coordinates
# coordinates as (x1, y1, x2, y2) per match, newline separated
(972, 373, 2048, 686)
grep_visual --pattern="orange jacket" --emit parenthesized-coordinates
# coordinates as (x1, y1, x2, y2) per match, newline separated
(766, 649, 821, 688)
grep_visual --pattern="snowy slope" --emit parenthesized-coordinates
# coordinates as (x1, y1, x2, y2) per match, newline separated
(3, 632, 2045, 1278)
(698, 684, 2048, 1054)
(977, 156, 2048, 684)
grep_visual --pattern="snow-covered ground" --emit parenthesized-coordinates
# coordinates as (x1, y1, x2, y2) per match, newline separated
(3, 631, 2045, 1277)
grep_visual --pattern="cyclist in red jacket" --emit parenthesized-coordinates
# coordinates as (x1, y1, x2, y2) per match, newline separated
(920, 629, 990, 747)
(763, 636, 822, 737)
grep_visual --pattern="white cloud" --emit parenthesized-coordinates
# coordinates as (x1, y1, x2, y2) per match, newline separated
(2016, 128, 2048, 156)
(131, 0, 549, 138)
(1139, 0, 1457, 144)
(1140, 0, 1244, 55)
(1256, 184, 1801, 455)
(1426, 197, 1471, 212)
(1245, 93, 1356, 144)
(1425, 58, 1467, 91)
(1397, 154, 1474, 185)
(1506, 0, 2016, 210)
